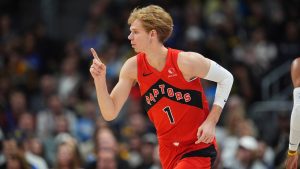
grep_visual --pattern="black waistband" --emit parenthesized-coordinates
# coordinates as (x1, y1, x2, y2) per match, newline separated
(181, 144, 217, 159)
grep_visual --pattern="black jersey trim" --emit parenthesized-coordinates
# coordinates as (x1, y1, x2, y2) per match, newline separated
(142, 79, 203, 112)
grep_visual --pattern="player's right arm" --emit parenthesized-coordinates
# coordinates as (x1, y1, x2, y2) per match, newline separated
(90, 48, 137, 121)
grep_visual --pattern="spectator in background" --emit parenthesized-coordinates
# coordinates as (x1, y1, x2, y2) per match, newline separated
(278, 22, 300, 63)
(22, 135, 49, 169)
(75, 100, 97, 161)
(53, 142, 82, 169)
(126, 134, 142, 169)
(36, 94, 77, 139)
(233, 27, 277, 78)
(256, 139, 275, 169)
(1, 91, 28, 133)
(30, 74, 57, 113)
(85, 127, 129, 169)
(57, 56, 81, 105)
(96, 149, 118, 169)
(17, 112, 35, 136)
(22, 32, 42, 72)
(182, 1, 205, 53)
(0, 75, 10, 108)
(44, 115, 74, 167)
(103, 43, 123, 81)
(0, 138, 32, 169)
(231, 136, 268, 169)
(26, 136, 45, 160)
(230, 62, 259, 106)
(2, 153, 31, 169)
(0, 15, 16, 44)
(149, 145, 161, 169)
(135, 133, 157, 169)
(221, 118, 258, 168)
(78, 20, 107, 58)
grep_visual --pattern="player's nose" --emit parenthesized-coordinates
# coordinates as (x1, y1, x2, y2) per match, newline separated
(128, 32, 133, 40)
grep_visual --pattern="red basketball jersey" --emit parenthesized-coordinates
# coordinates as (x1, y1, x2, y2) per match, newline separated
(137, 48, 215, 149)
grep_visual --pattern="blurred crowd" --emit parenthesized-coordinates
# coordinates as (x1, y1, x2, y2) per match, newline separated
(0, 0, 300, 169)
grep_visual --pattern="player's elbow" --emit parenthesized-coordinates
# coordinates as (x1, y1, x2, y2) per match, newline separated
(222, 72, 234, 87)
(228, 72, 234, 85)
(102, 112, 118, 121)
(103, 116, 115, 121)
(294, 80, 300, 88)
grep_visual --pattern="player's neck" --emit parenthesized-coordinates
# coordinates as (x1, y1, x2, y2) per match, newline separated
(144, 45, 168, 71)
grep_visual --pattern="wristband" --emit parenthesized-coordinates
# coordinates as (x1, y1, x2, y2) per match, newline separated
(288, 150, 298, 156)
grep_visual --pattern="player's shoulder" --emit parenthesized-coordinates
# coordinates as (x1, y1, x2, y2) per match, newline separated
(125, 55, 138, 66)
(292, 57, 300, 70)
(177, 51, 210, 77)
(121, 55, 138, 79)
(178, 51, 206, 66)
(178, 51, 205, 59)
(121, 54, 137, 69)
(292, 57, 300, 64)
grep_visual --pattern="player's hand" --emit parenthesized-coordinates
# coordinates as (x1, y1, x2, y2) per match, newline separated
(195, 120, 215, 144)
(90, 48, 106, 80)
(285, 153, 298, 169)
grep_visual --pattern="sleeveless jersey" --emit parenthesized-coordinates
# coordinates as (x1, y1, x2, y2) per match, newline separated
(137, 48, 214, 149)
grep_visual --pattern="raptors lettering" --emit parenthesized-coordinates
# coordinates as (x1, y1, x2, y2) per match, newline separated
(145, 83, 191, 105)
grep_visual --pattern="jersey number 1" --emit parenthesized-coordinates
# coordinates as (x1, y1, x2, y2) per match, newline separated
(163, 106, 175, 124)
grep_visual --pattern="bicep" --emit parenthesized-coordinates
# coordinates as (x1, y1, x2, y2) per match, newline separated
(110, 57, 137, 112)
(110, 78, 134, 112)
(179, 52, 211, 78)
(291, 58, 300, 87)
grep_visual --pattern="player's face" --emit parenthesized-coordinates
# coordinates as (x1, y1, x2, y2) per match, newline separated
(128, 19, 150, 53)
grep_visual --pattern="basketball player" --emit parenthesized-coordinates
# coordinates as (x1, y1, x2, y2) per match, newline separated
(286, 57, 300, 169)
(90, 5, 233, 169)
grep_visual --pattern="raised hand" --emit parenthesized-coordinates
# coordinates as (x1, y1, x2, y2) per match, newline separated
(90, 48, 106, 80)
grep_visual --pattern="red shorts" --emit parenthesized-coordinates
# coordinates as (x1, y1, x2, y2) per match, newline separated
(158, 141, 217, 169)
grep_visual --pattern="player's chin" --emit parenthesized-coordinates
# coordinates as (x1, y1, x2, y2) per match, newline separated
(133, 47, 140, 53)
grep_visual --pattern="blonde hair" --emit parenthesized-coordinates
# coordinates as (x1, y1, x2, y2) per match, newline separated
(128, 5, 173, 43)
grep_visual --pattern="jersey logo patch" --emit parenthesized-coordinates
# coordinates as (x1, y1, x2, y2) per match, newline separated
(168, 67, 177, 77)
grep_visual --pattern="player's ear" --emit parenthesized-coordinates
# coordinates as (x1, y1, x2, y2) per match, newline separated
(149, 29, 157, 38)
(149, 30, 159, 43)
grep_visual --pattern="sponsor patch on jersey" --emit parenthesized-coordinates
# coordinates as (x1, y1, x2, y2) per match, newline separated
(168, 67, 177, 77)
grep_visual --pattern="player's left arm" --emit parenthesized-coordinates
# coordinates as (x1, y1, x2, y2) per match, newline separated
(178, 52, 234, 144)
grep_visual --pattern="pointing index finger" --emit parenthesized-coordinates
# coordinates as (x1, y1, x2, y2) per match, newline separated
(90, 48, 102, 63)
